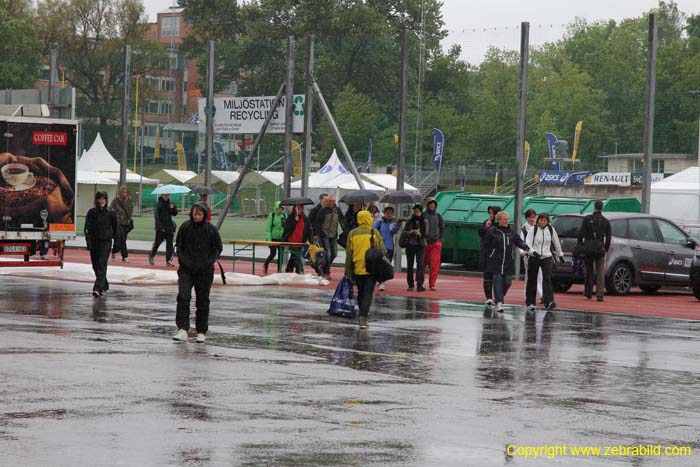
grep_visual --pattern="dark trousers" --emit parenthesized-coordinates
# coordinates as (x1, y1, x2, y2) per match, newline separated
(112, 225, 130, 258)
(90, 240, 111, 293)
(151, 230, 174, 262)
(176, 267, 214, 333)
(406, 245, 425, 288)
(584, 254, 606, 299)
(264, 242, 280, 271)
(286, 248, 302, 273)
(355, 274, 377, 318)
(320, 236, 338, 274)
(493, 273, 512, 304)
(526, 256, 554, 306)
(483, 272, 493, 300)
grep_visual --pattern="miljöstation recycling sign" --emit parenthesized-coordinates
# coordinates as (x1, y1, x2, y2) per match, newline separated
(198, 95, 305, 134)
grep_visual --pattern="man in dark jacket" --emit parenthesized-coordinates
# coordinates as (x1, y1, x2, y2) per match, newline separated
(84, 191, 117, 297)
(405, 204, 429, 292)
(282, 204, 313, 273)
(308, 193, 328, 237)
(314, 195, 344, 278)
(149, 193, 179, 266)
(483, 211, 529, 312)
(172, 203, 223, 343)
(478, 205, 501, 305)
(577, 200, 611, 301)
(109, 186, 134, 262)
(423, 198, 445, 291)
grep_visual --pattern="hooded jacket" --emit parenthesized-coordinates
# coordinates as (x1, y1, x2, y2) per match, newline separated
(175, 203, 223, 273)
(154, 196, 178, 234)
(282, 208, 312, 243)
(483, 223, 529, 275)
(478, 205, 502, 271)
(368, 201, 382, 221)
(265, 201, 287, 241)
(526, 223, 563, 259)
(345, 210, 385, 277)
(478, 205, 502, 238)
(315, 203, 344, 239)
(424, 200, 444, 244)
(406, 211, 429, 247)
(109, 191, 134, 227)
(85, 191, 117, 244)
(373, 216, 401, 251)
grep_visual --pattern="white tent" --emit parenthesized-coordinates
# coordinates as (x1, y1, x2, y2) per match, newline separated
(651, 167, 700, 225)
(76, 170, 118, 215)
(149, 169, 197, 185)
(78, 133, 159, 185)
(360, 173, 418, 192)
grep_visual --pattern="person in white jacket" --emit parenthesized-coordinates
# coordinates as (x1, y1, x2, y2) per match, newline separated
(525, 212, 564, 311)
(520, 209, 542, 301)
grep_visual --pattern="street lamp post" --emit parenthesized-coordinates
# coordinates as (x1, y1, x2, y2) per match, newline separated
(689, 90, 700, 228)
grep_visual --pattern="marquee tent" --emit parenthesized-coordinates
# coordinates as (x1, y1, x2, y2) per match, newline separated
(78, 133, 159, 185)
(651, 166, 700, 225)
(149, 169, 197, 185)
(76, 169, 118, 215)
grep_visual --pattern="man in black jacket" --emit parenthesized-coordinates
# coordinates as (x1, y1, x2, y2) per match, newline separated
(577, 200, 611, 302)
(84, 191, 117, 297)
(308, 193, 328, 237)
(172, 203, 223, 343)
(149, 193, 179, 266)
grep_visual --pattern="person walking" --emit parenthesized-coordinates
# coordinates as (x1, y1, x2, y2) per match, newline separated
(483, 211, 530, 312)
(314, 195, 344, 279)
(478, 205, 501, 306)
(345, 210, 385, 329)
(368, 201, 382, 222)
(373, 206, 402, 291)
(423, 198, 445, 291)
(520, 209, 542, 302)
(84, 191, 117, 298)
(577, 200, 611, 302)
(264, 201, 287, 274)
(149, 193, 179, 266)
(282, 204, 312, 273)
(308, 193, 328, 237)
(109, 186, 134, 262)
(172, 203, 223, 343)
(405, 204, 429, 292)
(525, 212, 564, 311)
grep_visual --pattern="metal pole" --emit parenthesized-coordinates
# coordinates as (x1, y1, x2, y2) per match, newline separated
(120, 45, 131, 188)
(397, 29, 408, 191)
(513, 22, 529, 280)
(132, 75, 139, 173)
(139, 106, 144, 216)
(311, 79, 365, 189)
(283, 36, 295, 198)
(690, 91, 700, 223)
(216, 83, 285, 230)
(302, 34, 315, 197)
(641, 14, 657, 214)
(48, 47, 57, 116)
(205, 40, 215, 189)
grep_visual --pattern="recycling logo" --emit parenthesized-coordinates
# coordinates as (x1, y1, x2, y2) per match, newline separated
(293, 95, 304, 116)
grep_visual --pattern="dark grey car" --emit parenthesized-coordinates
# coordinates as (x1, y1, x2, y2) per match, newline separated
(551, 213, 698, 295)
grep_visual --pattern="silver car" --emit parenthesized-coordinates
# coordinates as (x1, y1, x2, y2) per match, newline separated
(551, 213, 698, 295)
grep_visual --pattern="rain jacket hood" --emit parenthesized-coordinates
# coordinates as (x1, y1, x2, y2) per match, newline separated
(266, 201, 286, 241)
(357, 210, 373, 228)
(94, 191, 108, 206)
(345, 210, 385, 276)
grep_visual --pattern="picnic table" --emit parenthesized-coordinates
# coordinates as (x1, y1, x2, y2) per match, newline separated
(228, 240, 306, 275)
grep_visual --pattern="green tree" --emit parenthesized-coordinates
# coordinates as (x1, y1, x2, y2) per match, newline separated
(0, 0, 42, 89)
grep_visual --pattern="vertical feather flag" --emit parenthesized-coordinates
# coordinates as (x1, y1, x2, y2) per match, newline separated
(571, 121, 583, 162)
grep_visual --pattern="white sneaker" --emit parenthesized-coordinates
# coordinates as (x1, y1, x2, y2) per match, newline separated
(485, 299, 494, 307)
(172, 329, 188, 342)
(527, 305, 536, 312)
(196, 333, 206, 343)
(496, 302, 504, 312)
(379, 283, 385, 291)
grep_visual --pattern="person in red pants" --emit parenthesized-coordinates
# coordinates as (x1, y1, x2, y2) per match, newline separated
(423, 198, 444, 291)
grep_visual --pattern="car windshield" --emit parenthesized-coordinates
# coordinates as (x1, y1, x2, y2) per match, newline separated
(552, 216, 582, 238)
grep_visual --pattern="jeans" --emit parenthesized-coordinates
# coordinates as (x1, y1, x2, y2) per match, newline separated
(423, 240, 442, 288)
(492, 273, 512, 304)
(354, 274, 377, 318)
(151, 230, 174, 262)
(584, 254, 606, 300)
(526, 256, 554, 306)
(176, 267, 214, 333)
(90, 240, 111, 293)
(320, 236, 338, 274)
(405, 245, 425, 288)
(112, 224, 130, 258)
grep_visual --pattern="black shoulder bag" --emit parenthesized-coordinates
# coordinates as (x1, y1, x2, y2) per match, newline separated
(365, 230, 394, 282)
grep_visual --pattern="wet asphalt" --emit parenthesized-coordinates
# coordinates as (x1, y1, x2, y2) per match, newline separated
(1, 277, 700, 466)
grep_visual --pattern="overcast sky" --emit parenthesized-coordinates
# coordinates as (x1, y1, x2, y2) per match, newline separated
(144, 0, 700, 63)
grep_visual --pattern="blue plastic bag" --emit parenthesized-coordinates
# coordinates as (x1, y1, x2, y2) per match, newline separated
(327, 277, 356, 319)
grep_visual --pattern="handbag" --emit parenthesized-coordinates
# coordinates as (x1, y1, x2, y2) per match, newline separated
(327, 277, 356, 319)
(338, 231, 348, 249)
(365, 230, 394, 283)
(398, 229, 409, 248)
(127, 219, 134, 232)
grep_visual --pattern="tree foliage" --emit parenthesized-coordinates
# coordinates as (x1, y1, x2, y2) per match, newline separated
(0, 0, 42, 89)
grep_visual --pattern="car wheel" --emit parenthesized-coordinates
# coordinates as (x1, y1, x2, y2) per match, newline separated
(639, 284, 661, 294)
(552, 279, 573, 293)
(607, 262, 633, 296)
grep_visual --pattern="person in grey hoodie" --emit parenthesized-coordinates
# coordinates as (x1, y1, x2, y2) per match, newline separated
(423, 198, 445, 291)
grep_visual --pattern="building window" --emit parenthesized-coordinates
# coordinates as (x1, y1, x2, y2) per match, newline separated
(165, 43, 179, 69)
(147, 100, 159, 114)
(161, 16, 180, 38)
(160, 77, 176, 92)
(159, 100, 174, 115)
(653, 160, 665, 174)
(40, 65, 50, 81)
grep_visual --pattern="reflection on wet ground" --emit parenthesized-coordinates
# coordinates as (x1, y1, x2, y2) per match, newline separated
(1, 277, 700, 466)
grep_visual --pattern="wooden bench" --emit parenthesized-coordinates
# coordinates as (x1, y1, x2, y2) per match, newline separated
(228, 240, 306, 275)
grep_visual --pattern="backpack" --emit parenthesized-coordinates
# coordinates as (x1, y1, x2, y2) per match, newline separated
(365, 230, 394, 282)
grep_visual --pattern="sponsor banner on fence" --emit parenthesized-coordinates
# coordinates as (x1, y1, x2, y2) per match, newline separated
(198, 95, 305, 134)
(537, 171, 592, 185)
(631, 173, 665, 186)
(584, 172, 665, 186)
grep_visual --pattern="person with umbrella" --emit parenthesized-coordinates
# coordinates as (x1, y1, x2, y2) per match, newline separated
(282, 204, 312, 273)
(405, 204, 429, 292)
(373, 205, 402, 291)
(149, 192, 179, 267)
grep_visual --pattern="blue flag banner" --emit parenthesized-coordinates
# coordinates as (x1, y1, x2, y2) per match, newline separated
(433, 128, 444, 171)
(545, 132, 560, 171)
(214, 141, 229, 171)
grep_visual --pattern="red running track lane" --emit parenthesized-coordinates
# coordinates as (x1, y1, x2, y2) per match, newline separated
(15, 249, 700, 321)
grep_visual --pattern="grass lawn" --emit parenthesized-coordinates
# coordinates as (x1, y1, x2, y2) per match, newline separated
(76, 215, 267, 242)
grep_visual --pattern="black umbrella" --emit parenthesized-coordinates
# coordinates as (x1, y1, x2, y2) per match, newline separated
(280, 196, 314, 206)
(190, 185, 219, 195)
(338, 190, 380, 205)
(379, 190, 423, 204)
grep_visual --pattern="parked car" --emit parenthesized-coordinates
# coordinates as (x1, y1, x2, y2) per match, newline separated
(551, 213, 699, 295)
